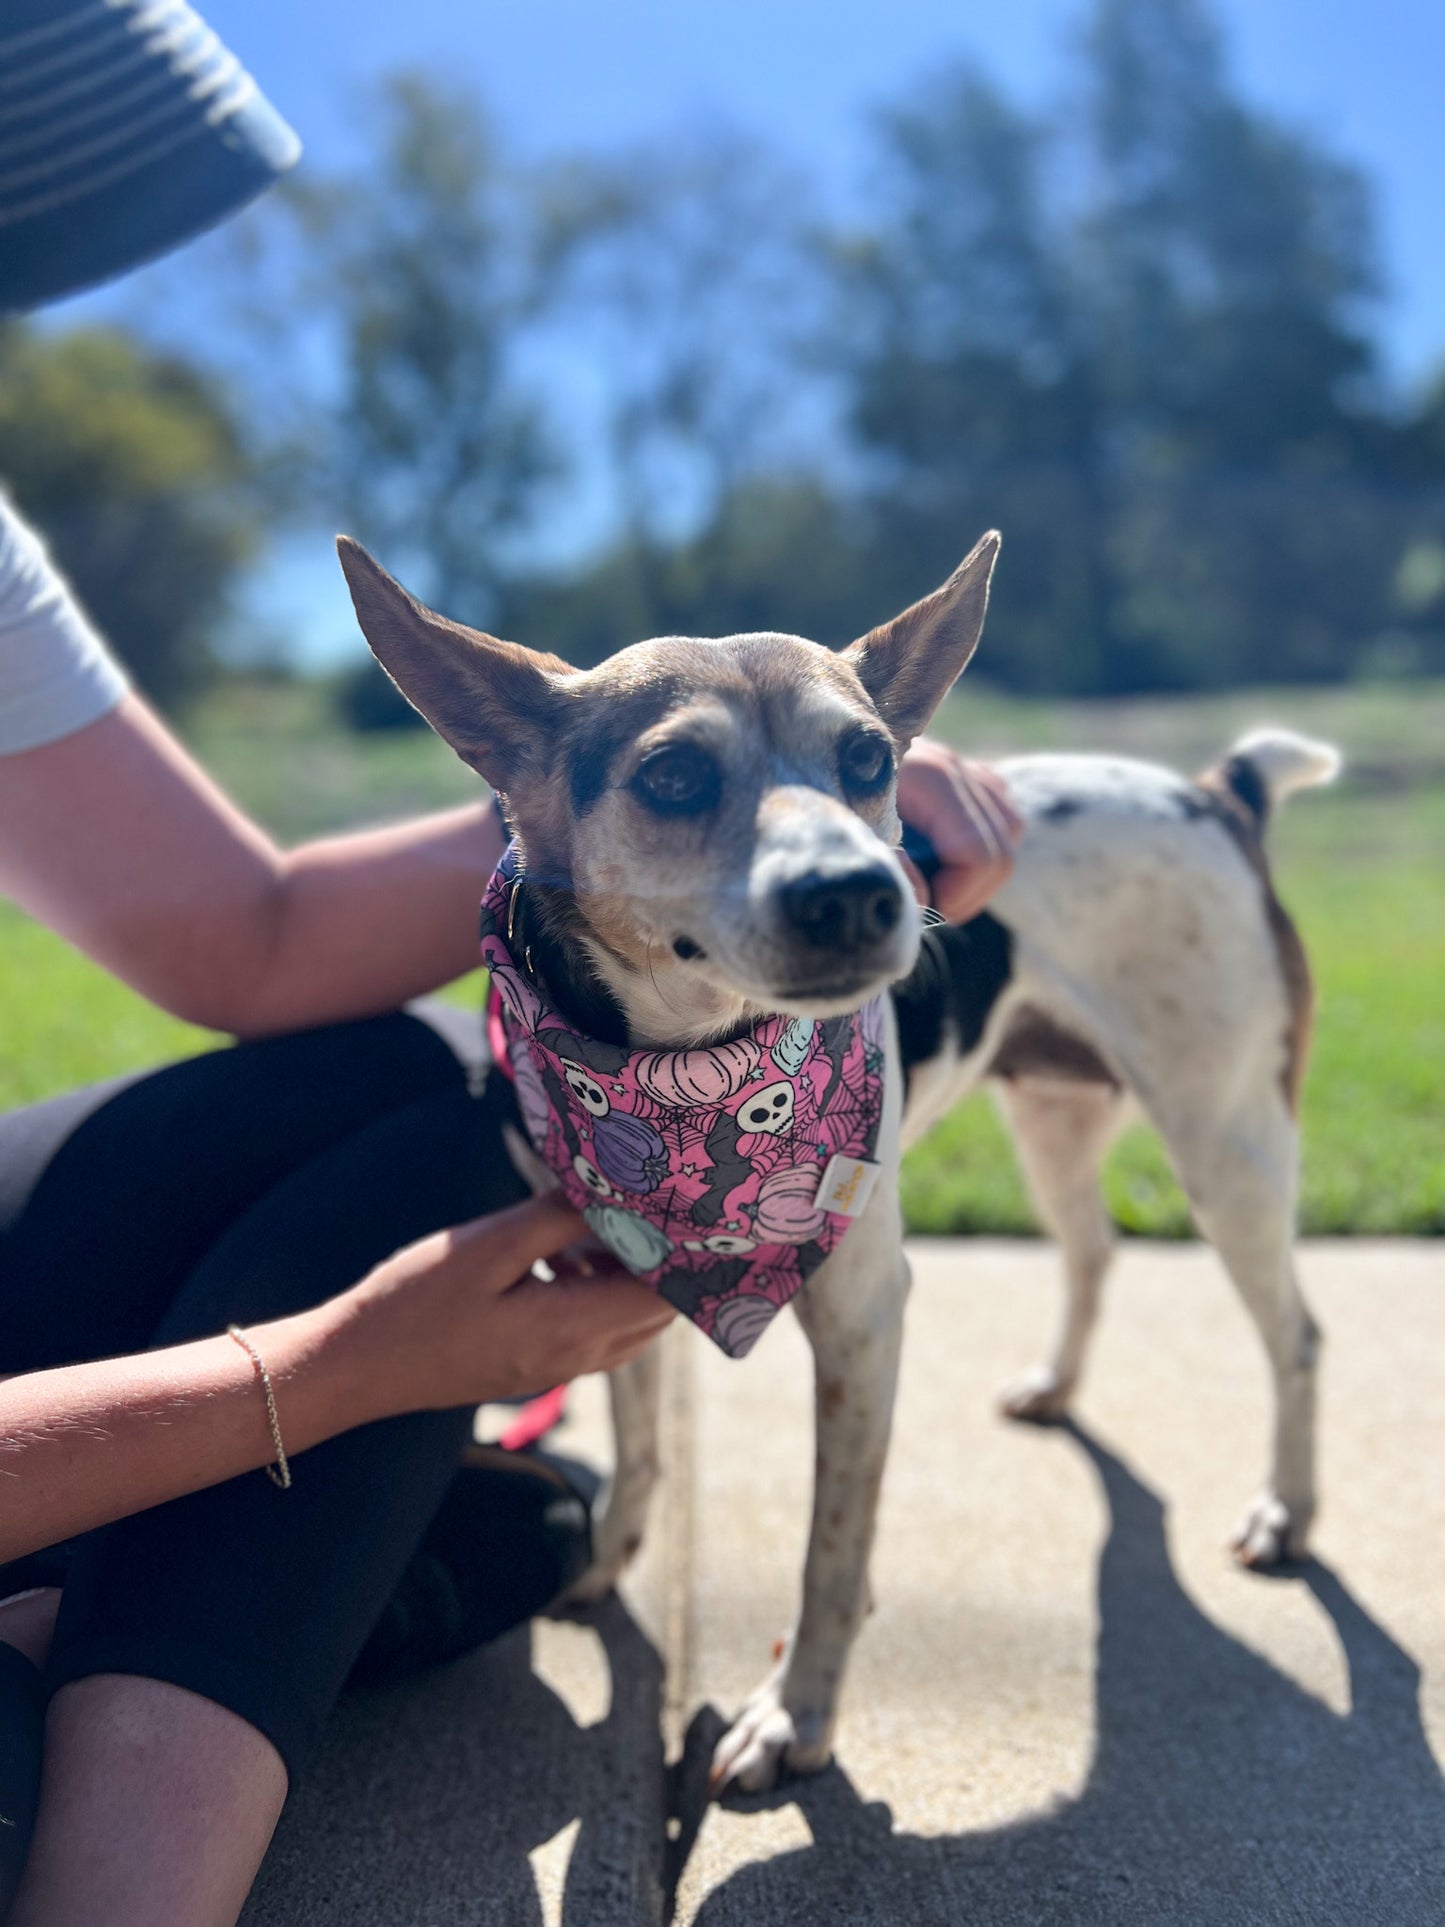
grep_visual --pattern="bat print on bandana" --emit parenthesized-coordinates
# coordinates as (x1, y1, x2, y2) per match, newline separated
(538, 1027, 630, 1078)
(655, 1256, 752, 1322)
(532, 1051, 585, 1160)
(692, 1108, 755, 1230)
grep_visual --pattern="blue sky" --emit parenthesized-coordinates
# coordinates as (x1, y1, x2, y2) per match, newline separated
(189, 0, 1444, 379)
(62, 0, 1445, 664)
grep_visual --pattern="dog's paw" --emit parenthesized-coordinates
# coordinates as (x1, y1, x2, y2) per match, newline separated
(708, 1682, 832, 1795)
(1230, 1492, 1312, 1568)
(999, 1364, 1073, 1423)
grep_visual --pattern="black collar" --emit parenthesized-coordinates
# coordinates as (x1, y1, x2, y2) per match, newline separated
(505, 872, 632, 1048)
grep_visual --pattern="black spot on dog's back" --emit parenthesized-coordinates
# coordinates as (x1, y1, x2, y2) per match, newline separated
(891, 912, 1013, 1085)
(1042, 795, 1083, 821)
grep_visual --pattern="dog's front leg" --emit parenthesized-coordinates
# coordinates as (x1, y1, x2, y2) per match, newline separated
(563, 1343, 664, 1603)
(710, 1204, 909, 1794)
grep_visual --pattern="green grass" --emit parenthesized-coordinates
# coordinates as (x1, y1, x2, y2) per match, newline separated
(0, 902, 218, 1108)
(3, 676, 1441, 1234)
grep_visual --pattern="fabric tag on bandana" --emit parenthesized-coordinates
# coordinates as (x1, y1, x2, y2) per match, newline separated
(813, 1155, 882, 1218)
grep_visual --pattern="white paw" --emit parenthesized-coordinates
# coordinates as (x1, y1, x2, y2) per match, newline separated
(999, 1363, 1073, 1423)
(1231, 1491, 1312, 1568)
(709, 1679, 832, 1795)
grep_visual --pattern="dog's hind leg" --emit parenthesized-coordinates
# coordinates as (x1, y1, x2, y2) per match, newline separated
(562, 1344, 664, 1603)
(1154, 1091, 1319, 1566)
(995, 1075, 1127, 1422)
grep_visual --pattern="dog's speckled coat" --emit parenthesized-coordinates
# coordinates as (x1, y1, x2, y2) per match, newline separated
(337, 531, 1338, 1794)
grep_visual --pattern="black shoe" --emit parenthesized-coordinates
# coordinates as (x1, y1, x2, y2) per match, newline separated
(349, 1447, 596, 1687)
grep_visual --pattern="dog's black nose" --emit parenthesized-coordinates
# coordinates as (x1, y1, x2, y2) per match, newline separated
(782, 867, 904, 949)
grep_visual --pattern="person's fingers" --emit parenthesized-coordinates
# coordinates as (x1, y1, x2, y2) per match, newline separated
(967, 768, 1023, 848)
(953, 765, 1020, 859)
(495, 1271, 674, 1381)
(451, 1191, 591, 1291)
(933, 853, 1013, 924)
(561, 1275, 677, 1336)
(900, 756, 996, 865)
(506, 1268, 674, 1334)
(547, 1246, 634, 1285)
(947, 771, 1008, 862)
(900, 758, 1022, 911)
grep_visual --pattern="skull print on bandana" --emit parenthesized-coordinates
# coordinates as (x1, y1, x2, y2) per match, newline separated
(480, 846, 887, 1358)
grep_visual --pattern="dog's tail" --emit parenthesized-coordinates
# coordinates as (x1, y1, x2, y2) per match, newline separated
(1204, 728, 1342, 829)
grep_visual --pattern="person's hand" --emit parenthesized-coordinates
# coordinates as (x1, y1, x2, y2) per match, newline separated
(347, 1192, 677, 1414)
(895, 739, 1022, 924)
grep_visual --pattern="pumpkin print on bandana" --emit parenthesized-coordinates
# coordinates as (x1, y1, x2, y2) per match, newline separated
(480, 846, 887, 1358)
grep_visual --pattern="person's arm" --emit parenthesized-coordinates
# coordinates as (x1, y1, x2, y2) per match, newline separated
(0, 692, 505, 1036)
(896, 739, 1022, 923)
(0, 1193, 674, 1567)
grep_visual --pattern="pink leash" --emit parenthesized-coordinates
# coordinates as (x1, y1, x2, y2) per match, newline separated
(499, 1383, 569, 1451)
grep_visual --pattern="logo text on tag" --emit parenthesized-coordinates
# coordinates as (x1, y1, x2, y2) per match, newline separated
(814, 1155, 882, 1218)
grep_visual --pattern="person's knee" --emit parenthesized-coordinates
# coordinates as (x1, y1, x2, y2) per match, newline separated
(45, 1673, 289, 1807)
(12, 1676, 287, 1927)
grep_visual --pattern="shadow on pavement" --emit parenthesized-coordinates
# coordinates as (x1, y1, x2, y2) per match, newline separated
(241, 1592, 665, 1926)
(677, 1424, 1445, 1926)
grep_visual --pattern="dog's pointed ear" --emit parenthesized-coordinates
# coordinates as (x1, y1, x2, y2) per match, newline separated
(843, 531, 1000, 746)
(336, 537, 576, 788)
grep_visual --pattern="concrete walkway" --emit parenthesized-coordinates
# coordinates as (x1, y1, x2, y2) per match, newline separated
(243, 1241, 1445, 1925)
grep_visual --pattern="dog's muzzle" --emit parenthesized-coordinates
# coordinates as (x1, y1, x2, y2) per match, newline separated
(780, 865, 905, 951)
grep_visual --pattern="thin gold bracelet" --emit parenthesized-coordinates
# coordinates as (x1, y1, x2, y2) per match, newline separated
(227, 1325, 293, 1489)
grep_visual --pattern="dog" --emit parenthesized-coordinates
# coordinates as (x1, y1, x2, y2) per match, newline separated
(337, 529, 1338, 1794)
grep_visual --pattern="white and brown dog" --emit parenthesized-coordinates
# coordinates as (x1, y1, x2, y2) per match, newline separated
(337, 530, 1339, 1794)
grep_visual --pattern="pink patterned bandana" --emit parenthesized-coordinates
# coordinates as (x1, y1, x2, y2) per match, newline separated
(481, 848, 887, 1358)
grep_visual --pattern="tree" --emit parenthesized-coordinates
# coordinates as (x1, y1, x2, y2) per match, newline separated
(0, 322, 255, 707)
(831, 0, 1417, 691)
(1080, 0, 1377, 461)
(300, 74, 560, 627)
(509, 475, 876, 668)
(98, 18, 1443, 697)
(834, 66, 1114, 692)
(507, 128, 834, 653)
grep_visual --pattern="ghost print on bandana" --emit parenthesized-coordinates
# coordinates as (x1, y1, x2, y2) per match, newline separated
(480, 848, 886, 1358)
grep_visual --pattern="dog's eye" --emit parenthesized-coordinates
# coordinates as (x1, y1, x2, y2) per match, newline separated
(839, 731, 893, 795)
(632, 744, 720, 816)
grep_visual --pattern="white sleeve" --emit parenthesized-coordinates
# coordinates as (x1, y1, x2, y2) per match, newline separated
(0, 493, 130, 756)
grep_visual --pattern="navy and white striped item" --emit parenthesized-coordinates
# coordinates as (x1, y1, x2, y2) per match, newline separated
(0, 0, 299, 310)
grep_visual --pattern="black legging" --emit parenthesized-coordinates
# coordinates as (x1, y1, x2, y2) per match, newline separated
(0, 1002, 528, 1780)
